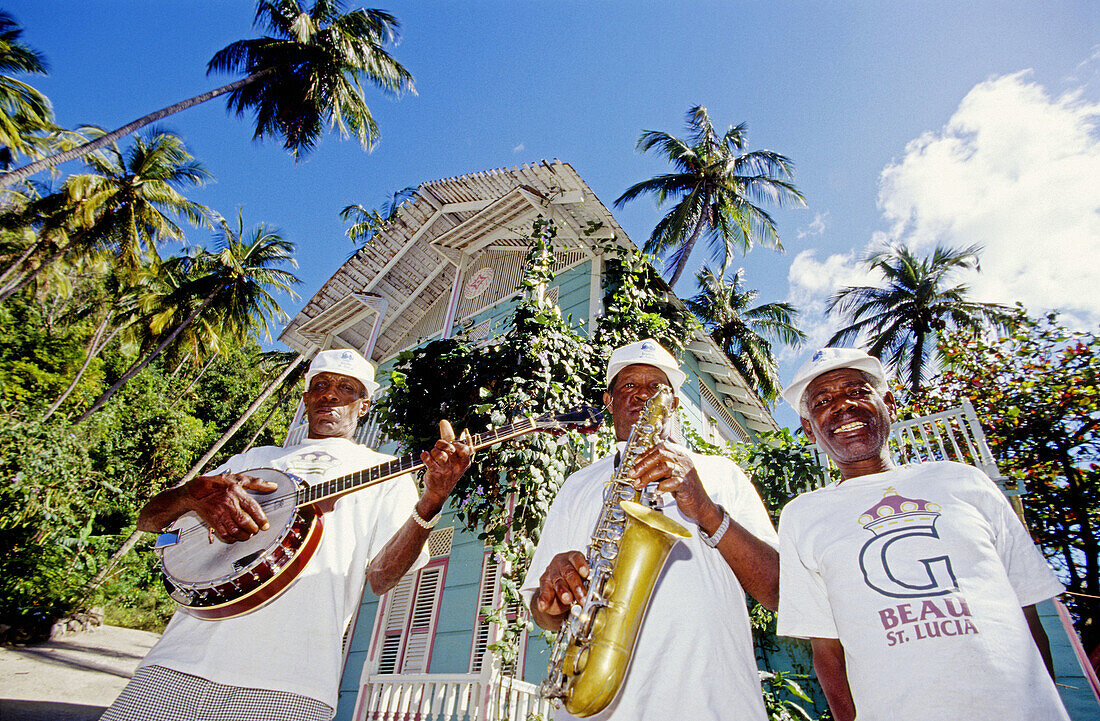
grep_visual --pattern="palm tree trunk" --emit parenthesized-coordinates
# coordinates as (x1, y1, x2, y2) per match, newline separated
(180, 350, 219, 394)
(178, 352, 306, 485)
(0, 236, 76, 302)
(667, 194, 712, 288)
(74, 285, 223, 424)
(910, 332, 926, 395)
(0, 236, 47, 289)
(81, 528, 145, 599)
(44, 314, 125, 420)
(242, 381, 299, 452)
(0, 68, 276, 189)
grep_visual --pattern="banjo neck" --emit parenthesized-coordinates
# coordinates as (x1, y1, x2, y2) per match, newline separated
(297, 416, 544, 508)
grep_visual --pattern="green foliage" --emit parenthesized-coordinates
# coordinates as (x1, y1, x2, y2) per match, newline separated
(0, 413, 101, 642)
(904, 305, 1100, 651)
(0, 290, 96, 408)
(759, 670, 818, 721)
(0, 261, 298, 638)
(97, 539, 178, 632)
(592, 242, 700, 357)
(734, 428, 838, 526)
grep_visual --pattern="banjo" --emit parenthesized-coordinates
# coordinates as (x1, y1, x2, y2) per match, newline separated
(155, 406, 603, 620)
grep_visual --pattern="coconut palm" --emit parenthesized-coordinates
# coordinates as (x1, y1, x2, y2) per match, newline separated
(614, 105, 805, 288)
(0, 129, 212, 302)
(74, 214, 299, 423)
(0, 11, 55, 167)
(0, 1, 414, 188)
(827, 243, 1012, 394)
(340, 185, 416, 247)
(686, 265, 806, 404)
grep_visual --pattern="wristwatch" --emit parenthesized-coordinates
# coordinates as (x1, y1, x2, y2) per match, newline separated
(698, 505, 730, 548)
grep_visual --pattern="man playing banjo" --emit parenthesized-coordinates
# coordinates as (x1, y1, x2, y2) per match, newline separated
(102, 349, 474, 721)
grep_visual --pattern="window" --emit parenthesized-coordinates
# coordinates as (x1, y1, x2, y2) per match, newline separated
(469, 549, 528, 676)
(370, 527, 453, 674)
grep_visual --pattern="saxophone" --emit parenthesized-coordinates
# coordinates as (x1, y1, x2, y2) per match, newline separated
(540, 385, 691, 717)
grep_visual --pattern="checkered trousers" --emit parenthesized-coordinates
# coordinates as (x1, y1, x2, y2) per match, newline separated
(100, 665, 335, 721)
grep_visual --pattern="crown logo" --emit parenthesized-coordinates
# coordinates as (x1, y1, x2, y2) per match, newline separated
(859, 488, 941, 535)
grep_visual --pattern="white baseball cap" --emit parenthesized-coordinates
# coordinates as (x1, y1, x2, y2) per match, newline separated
(605, 338, 687, 391)
(782, 347, 887, 415)
(304, 349, 380, 397)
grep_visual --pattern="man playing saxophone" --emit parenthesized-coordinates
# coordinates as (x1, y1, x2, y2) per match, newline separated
(521, 339, 779, 721)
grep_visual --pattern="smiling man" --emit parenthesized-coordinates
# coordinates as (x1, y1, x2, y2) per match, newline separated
(776, 347, 1069, 721)
(521, 339, 779, 721)
(102, 349, 473, 721)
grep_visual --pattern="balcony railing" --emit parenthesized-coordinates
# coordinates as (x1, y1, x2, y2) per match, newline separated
(353, 654, 552, 721)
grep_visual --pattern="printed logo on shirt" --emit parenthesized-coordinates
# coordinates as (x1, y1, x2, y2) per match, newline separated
(858, 488, 979, 647)
(284, 448, 343, 478)
(857, 488, 958, 598)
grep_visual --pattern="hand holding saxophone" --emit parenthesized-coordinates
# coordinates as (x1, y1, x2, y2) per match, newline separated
(629, 441, 725, 534)
(534, 550, 591, 626)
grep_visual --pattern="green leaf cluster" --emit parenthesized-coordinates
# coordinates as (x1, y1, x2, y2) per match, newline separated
(0, 276, 298, 640)
(903, 305, 1099, 652)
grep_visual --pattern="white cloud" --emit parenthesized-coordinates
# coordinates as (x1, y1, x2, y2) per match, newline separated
(876, 70, 1100, 322)
(796, 211, 829, 239)
(782, 249, 881, 360)
(778, 66, 1100, 406)
(512, 142, 525, 153)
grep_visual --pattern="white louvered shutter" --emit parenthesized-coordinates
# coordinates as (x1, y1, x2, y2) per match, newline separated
(400, 565, 445, 673)
(375, 573, 415, 674)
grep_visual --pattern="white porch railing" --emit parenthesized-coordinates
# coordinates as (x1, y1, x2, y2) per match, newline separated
(354, 655, 552, 721)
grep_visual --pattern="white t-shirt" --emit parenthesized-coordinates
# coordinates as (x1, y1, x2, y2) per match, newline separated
(141, 437, 425, 709)
(520, 449, 778, 721)
(777, 461, 1068, 721)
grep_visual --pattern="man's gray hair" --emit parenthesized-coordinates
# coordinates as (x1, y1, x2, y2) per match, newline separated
(798, 369, 888, 419)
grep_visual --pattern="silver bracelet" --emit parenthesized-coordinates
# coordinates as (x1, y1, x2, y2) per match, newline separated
(411, 505, 440, 529)
(699, 505, 730, 548)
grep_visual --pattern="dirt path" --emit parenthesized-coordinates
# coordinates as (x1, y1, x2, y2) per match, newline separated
(0, 625, 159, 721)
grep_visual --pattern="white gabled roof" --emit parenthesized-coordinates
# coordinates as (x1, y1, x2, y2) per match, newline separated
(278, 160, 777, 435)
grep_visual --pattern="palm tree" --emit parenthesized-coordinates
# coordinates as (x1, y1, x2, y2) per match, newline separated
(340, 185, 416, 247)
(74, 214, 300, 423)
(43, 264, 147, 420)
(827, 243, 1011, 394)
(0, 1, 414, 188)
(0, 129, 212, 302)
(614, 105, 805, 288)
(0, 11, 55, 167)
(686, 265, 806, 404)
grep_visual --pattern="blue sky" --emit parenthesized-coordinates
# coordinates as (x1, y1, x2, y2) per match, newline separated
(8, 1, 1099, 429)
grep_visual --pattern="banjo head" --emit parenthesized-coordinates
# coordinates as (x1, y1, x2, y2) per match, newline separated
(157, 468, 302, 590)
